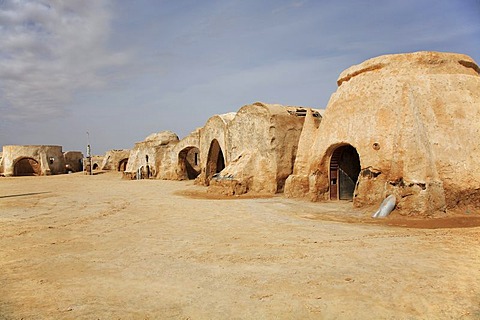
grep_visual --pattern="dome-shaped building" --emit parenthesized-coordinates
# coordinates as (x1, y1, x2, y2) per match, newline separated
(285, 51, 480, 216)
(123, 131, 179, 179)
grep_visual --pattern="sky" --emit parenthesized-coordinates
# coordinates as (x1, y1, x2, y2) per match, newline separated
(1, 0, 479, 155)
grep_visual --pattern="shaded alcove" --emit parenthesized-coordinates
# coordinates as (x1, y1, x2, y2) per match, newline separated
(14, 158, 41, 176)
(178, 146, 200, 180)
(206, 139, 225, 184)
(118, 158, 128, 172)
(329, 145, 361, 200)
(145, 165, 151, 178)
(135, 165, 150, 179)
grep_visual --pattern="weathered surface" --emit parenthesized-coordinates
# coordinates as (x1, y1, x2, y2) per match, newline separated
(1, 173, 479, 319)
(100, 149, 130, 172)
(159, 129, 201, 180)
(284, 109, 322, 198)
(209, 103, 308, 195)
(285, 51, 480, 216)
(124, 131, 179, 179)
(137, 103, 313, 196)
(1, 145, 66, 176)
(90, 155, 104, 171)
(63, 151, 84, 173)
(196, 113, 235, 185)
(0, 152, 3, 174)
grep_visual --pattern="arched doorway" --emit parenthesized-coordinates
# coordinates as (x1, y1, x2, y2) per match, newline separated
(206, 139, 225, 184)
(329, 145, 361, 200)
(118, 158, 128, 172)
(146, 165, 151, 178)
(93, 163, 99, 170)
(14, 158, 41, 176)
(178, 146, 200, 180)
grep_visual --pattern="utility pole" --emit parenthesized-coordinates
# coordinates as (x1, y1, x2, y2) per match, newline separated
(86, 131, 92, 175)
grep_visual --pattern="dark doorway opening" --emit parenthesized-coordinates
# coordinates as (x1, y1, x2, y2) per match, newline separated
(146, 165, 151, 178)
(329, 145, 361, 200)
(178, 146, 200, 180)
(206, 139, 225, 184)
(14, 158, 41, 176)
(118, 158, 128, 172)
(93, 163, 99, 170)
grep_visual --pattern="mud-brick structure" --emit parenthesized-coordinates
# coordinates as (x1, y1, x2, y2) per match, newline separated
(285, 51, 480, 216)
(1, 145, 66, 176)
(195, 112, 236, 186)
(138, 103, 316, 196)
(189, 103, 319, 196)
(101, 149, 130, 172)
(91, 156, 104, 171)
(124, 131, 179, 179)
(82, 155, 104, 174)
(158, 128, 201, 180)
(64, 151, 84, 172)
(207, 103, 318, 195)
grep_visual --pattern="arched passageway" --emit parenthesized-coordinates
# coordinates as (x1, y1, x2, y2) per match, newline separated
(93, 163, 99, 170)
(118, 158, 128, 172)
(178, 147, 200, 180)
(206, 139, 225, 184)
(14, 158, 41, 176)
(146, 165, 151, 178)
(329, 145, 361, 200)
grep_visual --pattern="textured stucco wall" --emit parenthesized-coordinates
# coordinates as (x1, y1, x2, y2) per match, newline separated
(285, 51, 480, 216)
(2, 145, 66, 176)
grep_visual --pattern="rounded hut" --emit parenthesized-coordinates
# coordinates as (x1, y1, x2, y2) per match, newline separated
(286, 51, 480, 216)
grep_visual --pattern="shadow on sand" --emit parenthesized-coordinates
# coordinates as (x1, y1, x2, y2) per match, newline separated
(0, 192, 51, 199)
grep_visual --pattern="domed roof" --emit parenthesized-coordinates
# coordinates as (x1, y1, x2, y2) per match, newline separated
(337, 51, 479, 86)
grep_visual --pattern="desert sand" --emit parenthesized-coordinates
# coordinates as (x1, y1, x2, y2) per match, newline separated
(0, 172, 479, 319)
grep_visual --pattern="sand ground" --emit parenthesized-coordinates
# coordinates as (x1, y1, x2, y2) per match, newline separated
(0, 172, 479, 319)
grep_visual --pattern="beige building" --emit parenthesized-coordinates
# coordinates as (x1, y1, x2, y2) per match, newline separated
(123, 103, 315, 198)
(101, 149, 130, 172)
(1, 145, 66, 176)
(64, 151, 84, 173)
(285, 51, 480, 216)
(158, 128, 201, 181)
(195, 112, 236, 186)
(206, 103, 318, 195)
(91, 156, 104, 171)
(154, 103, 316, 196)
(124, 131, 179, 179)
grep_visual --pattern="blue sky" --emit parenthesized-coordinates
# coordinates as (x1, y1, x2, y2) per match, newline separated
(1, 0, 479, 154)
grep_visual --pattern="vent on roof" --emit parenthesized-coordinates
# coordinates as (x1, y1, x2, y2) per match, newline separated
(287, 108, 320, 117)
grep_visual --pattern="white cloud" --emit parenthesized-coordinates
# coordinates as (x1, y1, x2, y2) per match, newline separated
(0, 0, 129, 121)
